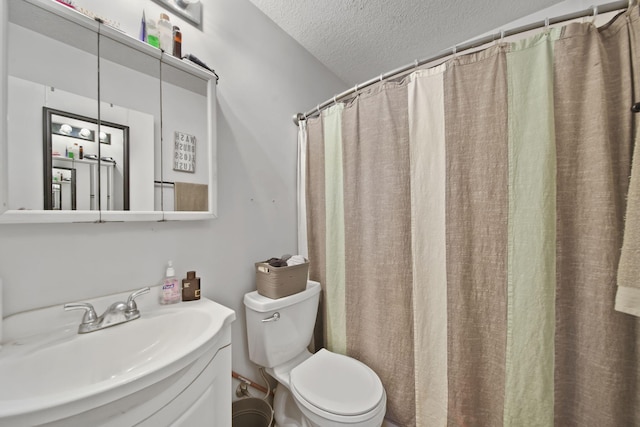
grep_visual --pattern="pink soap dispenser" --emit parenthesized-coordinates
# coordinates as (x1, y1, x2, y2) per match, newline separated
(160, 261, 181, 304)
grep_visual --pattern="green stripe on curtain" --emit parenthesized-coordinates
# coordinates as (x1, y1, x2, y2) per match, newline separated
(305, 115, 327, 351)
(503, 31, 559, 427)
(342, 82, 415, 426)
(553, 14, 639, 426)
(408, 65, 448, 427)
(444, 46, 508, 427)
(323, 104, 347, 354)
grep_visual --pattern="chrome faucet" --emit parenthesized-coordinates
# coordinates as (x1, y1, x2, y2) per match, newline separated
(64, 287, 150, 334)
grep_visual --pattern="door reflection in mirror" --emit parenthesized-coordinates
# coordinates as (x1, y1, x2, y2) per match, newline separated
(43, 108, 130, 211)
(51, 166, 76, 210)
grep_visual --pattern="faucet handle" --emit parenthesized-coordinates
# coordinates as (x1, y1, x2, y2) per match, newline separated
(126, 287, 150, 313)
(64, 302, 98, 324)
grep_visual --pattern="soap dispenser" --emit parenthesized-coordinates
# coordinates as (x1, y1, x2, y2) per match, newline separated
(160, 261, 181, 304)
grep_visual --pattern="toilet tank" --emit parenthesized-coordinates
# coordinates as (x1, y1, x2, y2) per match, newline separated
(244, 281, 321, 368)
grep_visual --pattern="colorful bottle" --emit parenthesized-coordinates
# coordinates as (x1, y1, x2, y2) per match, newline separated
(160, 261, 181, 304)
(172, 25, 182, 58)
(146, 18, 160, 48)
(139, 10, 146, 42)
(157, 13, 173, 54)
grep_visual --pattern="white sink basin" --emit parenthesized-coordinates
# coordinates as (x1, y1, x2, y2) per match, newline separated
(0, 288, 235, 426)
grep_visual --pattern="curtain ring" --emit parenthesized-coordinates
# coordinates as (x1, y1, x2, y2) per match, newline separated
(379, 74, 384, 82)
(452, 45, 457, 57)
(316, 104, 320, 114)
(544, 17, 550, 33)
(354, 83, 359, 93)
(413, 59, 419, 69)
(592, 5, 598, 23)
(333, 95, 338, 105)
(500, 29, 505, 42)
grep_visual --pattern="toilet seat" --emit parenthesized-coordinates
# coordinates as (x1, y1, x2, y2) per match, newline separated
(289, 349, 384, 420)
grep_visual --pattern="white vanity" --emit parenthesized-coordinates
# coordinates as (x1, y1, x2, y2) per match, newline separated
(0, 288, 235, 426)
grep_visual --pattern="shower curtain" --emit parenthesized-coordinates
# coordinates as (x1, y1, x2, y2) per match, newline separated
(303, 7, 640, 427)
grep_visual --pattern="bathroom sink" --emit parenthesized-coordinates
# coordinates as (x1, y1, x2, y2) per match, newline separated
(0, 288, 235, 426)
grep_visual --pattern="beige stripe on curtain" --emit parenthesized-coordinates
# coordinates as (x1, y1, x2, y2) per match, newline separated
(306, 116, 327, 352)
(553, 11, 640, 427)
(341, 82, 415, 426)
(444, 46, 509, 427)
(408, 65, 448, 427)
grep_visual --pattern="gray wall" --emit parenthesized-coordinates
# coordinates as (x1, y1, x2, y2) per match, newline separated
(0, 0, 346, 385)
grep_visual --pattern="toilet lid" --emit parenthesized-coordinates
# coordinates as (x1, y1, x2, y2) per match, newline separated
(290, 349, 384, 416)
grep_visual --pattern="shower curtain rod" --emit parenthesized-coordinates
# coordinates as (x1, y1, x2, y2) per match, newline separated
(293, 0, 632, 125)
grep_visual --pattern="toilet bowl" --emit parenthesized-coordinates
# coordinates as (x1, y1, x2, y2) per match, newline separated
(244, 281, 386, 427)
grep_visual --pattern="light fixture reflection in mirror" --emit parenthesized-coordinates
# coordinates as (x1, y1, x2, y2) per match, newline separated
(152, 0, 202, 27)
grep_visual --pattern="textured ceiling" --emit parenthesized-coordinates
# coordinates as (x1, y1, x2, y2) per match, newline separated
(249, 0, 564, 85)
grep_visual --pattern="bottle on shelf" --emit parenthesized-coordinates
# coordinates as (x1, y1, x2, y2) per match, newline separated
(146, 18, 160, 48)
(157, 13, 173, 54)
(173, 25, 182, 58)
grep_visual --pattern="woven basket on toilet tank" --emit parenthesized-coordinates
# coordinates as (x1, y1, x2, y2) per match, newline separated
(254, 260, 309, 299)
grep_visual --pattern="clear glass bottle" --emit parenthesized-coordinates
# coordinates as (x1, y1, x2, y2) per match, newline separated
(157, 13, 173, 54)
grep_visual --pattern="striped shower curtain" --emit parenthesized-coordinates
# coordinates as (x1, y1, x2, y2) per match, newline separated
(304, 8, 640, 427)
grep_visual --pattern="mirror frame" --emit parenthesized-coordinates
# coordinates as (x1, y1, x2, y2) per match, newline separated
(43, 107, 130, 212)
(0, 0, 217, 224)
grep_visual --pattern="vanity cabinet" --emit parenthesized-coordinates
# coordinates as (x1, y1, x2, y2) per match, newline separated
(0, 0, 217, 223)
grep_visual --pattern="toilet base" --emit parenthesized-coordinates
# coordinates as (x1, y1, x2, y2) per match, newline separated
(273, 385, 311, 427)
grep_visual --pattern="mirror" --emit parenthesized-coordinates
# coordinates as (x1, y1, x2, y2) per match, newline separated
(5, 0, 99, 221)
(43, 107, 131, 211)
(160, 60, 211, 214)
(1, 0, 217, 223)
(98, 32, 162, 218)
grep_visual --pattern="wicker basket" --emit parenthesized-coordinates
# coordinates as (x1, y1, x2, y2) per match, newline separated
(255, 260, 309, 299)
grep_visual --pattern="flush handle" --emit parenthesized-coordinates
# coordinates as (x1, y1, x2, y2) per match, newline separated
(262, 312, 280, 323)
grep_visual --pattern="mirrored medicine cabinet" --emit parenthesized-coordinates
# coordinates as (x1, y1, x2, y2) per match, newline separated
(0, 0, 217, 223)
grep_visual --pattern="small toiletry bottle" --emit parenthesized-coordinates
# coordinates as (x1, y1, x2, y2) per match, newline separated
(172, 25, 182, 58)
(139, 10, 146, 42)
(160, 261, 181, 304)
(146, 18, 160, 48)
(67, 143, 74, 159)
(182, 271, 201, 301)
(157, 13, 173, 54)
(79, 145, 84, 159)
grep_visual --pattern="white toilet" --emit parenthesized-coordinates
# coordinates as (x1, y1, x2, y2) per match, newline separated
(244, 280, 387, 427)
